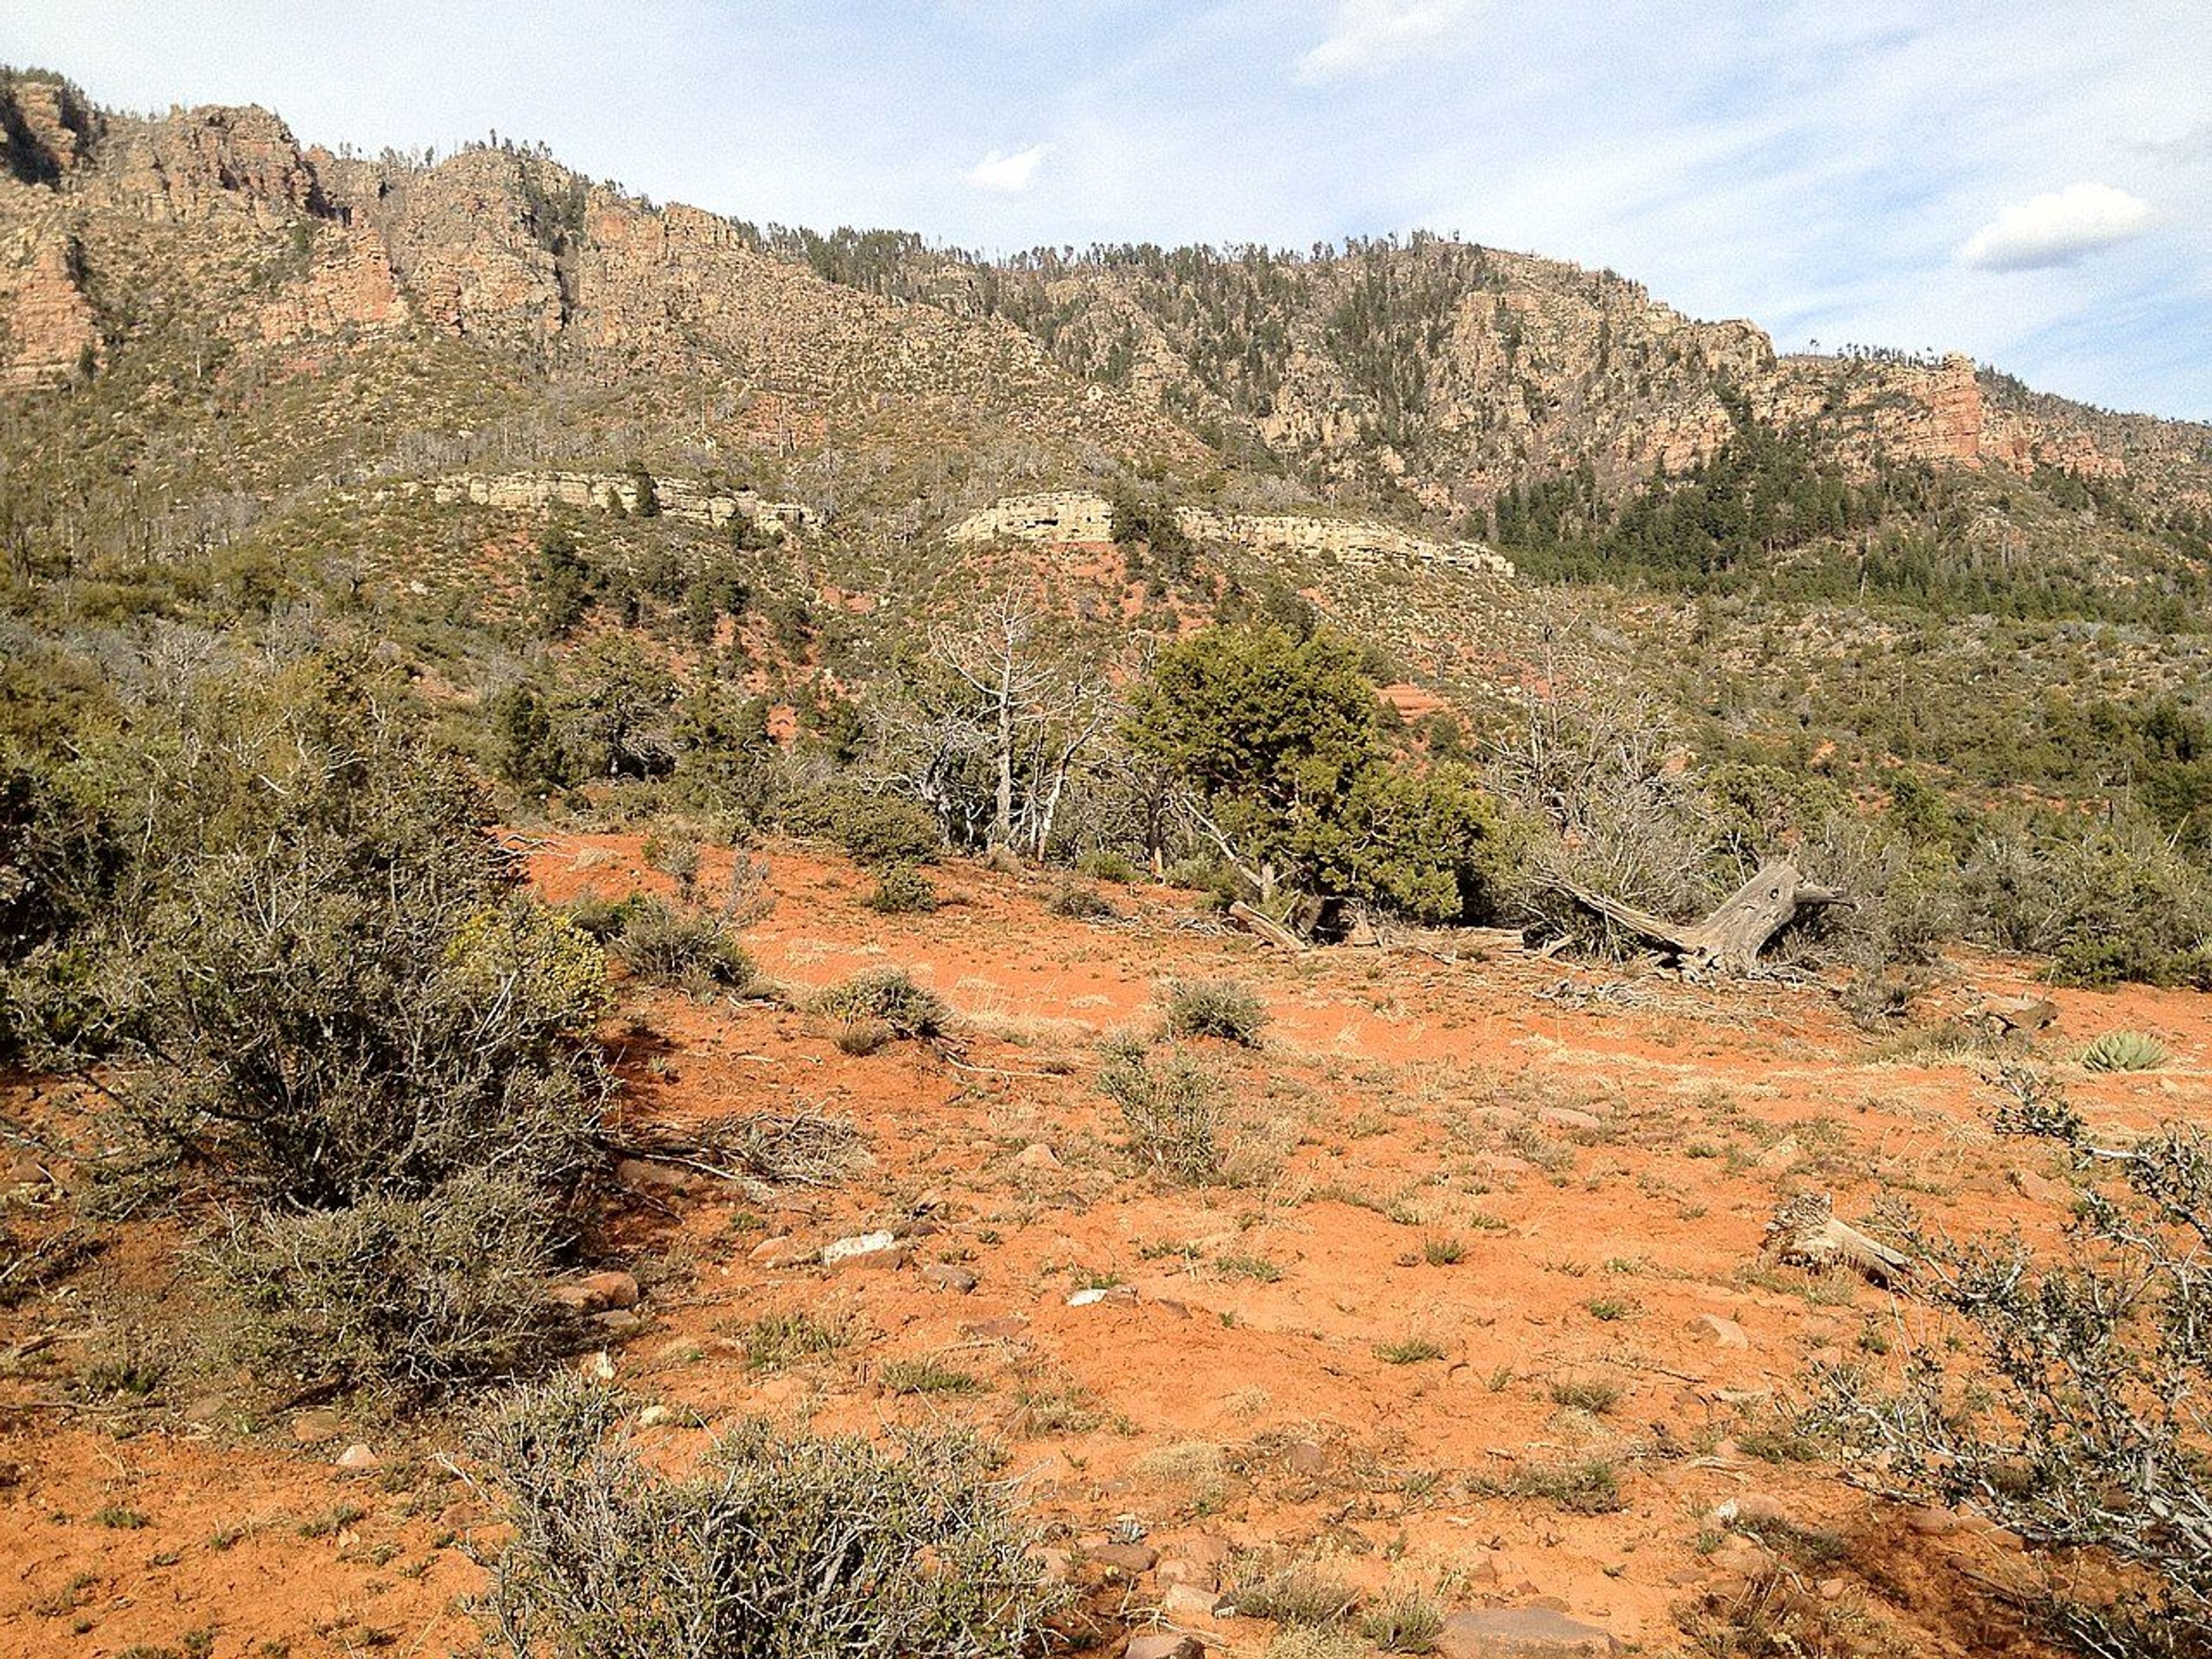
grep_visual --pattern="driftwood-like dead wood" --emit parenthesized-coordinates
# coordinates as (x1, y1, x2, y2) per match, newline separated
(1975, 993, 2060, 1036)
(1559, 858, 1845, 974)
(1764, 1192, 1911, 1287)
(1226, 901, 1310, 953)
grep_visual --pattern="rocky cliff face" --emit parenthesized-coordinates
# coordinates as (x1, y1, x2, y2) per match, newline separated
(1, 68, 2206, 547)
(866, 232, 2206, 523)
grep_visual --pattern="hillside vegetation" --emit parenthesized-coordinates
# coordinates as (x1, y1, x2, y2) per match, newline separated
(4, 65, 2212, 1659)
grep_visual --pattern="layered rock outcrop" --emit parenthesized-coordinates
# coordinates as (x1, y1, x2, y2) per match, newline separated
(0, 215, 98, 387)
(413, 469, 809, 533)
(948, 491, 1514, 577)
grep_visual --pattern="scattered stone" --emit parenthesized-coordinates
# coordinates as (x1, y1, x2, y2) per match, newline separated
(1437, 1606, 1618, 1657)
(1033, 1546, 1073, 1585)
(1158, 1583, 1222, 1621)
(1819, 1578, 1847, 1601)
(1686, 1313, 1751, 1350)
(1754, 1137, 1801, 1171)
(1156, 1534, 1231, 1590)
(1708, 1538, 1781, 1584)
(1089, 1540, 1158, 1575)
(290, 1409, 344, 1445)
(1066, 1285, 1138, 1308)
(821, 1231, 902, 1266)
(1537, 1106, 1605, 1134)
(335, 1443, 381, 1473)
(547, 1270, 641, 1313)
(748, 1235, 812, 1268)
(1015, 1141, 1062, 1170)
(963, 1316, 1031, 1341)
(920, 1262, 979, 1294)
(591, 1309, 646, 1340)
(1710, 1493, 1797, 1529)
(613, 1157, 704, 1195)
(1126, 1635, 1203, 1659)
(1284, 1440, 1329, 1476)
(180, 1393, 230, 1426)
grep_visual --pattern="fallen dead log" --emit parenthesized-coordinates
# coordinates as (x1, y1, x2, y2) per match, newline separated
(1558, 858, 1845, 975)
(1763, 1192, 1911, 1287)
(1226, 900, 1309, 953)
(1974, 993, 2059, 1037)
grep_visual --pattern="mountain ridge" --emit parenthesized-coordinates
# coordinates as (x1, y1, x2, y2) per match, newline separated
(5, 68, 2207, 541)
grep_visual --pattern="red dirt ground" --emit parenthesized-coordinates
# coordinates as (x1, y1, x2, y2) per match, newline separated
(5, 833, 2203, 1658)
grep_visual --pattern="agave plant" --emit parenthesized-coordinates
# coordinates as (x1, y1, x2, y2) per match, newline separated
(2080, 1029, 2169, 1073)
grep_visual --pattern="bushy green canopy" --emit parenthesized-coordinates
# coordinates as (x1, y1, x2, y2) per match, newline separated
(1127, 624, 1511, 924)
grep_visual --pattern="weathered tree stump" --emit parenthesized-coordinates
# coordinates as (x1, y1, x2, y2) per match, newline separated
(1559, 858, 1845, 974)
(1763, 1192, 1911, 1287)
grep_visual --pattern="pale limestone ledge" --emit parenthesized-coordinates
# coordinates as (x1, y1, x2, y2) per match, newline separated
(378, 471, 811, 535)
(947, 490, 1514, 578)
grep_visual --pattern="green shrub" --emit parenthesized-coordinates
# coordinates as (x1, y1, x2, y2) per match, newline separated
(612, 897, 756, 993)
(566, 891, 647, 942)
(1361, 1586, 1446, 1653)
(0, 758, 128, 1064)
(1044, 881, 1115, 919)
(1228, 1555, 1359, 1626)
(1961, 817, 2212, 988)
(211, 1171, 560, 1400)
(786, 786, 940, 868)
(477, 1377, 1059, 1658)
(1076, 850, 1139, 885)
(1128, 626, 1514, 923)
(2080, 1030, 2172, 1073)
(812, 968, 948, 1040)
(1160, 978, 1269, 1046)
(1099, 1040, 1224, 1184)
(640, 830, 700, 893)
(54, 660, 616, 1400)
(120, 835, 607, 1211)
(866, 862, 940, 915)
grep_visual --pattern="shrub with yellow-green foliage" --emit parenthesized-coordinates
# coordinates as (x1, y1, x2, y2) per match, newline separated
(480, 1378, 1062, 1658)
(41, 656, 618, 1397)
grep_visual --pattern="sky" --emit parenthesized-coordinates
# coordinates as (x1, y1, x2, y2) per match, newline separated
(12, 2, 2210, 419)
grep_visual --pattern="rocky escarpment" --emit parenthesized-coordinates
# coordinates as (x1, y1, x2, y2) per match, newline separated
(948, 490, 1515, 577)
(0, 72, 1198, 486)
(1, 66, 2206, 552)
(409, 468, 809, 533)
(0, 217, 99, 387)
(857, 232, 2205, 524)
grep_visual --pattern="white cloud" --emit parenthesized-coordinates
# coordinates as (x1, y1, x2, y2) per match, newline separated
(1294, 1, 1479, 84)
(1959, 181, 2153, 271)
(965, 143, 1049, 193)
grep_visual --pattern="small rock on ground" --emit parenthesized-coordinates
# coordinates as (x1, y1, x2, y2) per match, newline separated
(546, 1270, 641, 1313)
(1435, 1606, 1618, 1657)
(821, 1230, 902, 1266)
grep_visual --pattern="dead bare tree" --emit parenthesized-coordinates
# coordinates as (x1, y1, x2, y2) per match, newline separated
(878, 591, 1118, 858)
